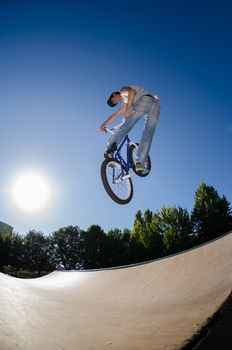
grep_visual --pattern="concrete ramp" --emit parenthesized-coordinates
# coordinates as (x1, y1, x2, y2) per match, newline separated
(1, 232, 232, 350)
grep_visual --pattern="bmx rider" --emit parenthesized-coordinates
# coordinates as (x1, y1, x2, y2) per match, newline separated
(99, 85, 160, 175)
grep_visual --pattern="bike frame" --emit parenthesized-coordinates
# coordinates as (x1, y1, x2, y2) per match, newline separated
(104, 120, 136, 180)
(114, 135, 131, 176)
(101, 118, 151, 204)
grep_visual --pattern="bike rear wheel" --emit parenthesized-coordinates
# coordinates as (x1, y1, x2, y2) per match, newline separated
(101, 158, 133, 204)
(129, 143, 151, 177)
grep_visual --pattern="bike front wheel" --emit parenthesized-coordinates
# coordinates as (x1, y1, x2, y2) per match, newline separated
(101, 158, 133, 205)
(129, 143, 151, 177)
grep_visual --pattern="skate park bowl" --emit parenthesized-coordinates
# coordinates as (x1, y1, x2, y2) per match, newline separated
(1, 231, 232, 350)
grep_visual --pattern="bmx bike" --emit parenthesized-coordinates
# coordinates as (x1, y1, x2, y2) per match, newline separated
(101, 121, 151, 204)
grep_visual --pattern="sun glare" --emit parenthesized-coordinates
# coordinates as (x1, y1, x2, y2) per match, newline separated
(11, 172, 51, 212)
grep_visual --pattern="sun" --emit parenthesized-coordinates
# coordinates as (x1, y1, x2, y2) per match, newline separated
(11, 172, 51, 212)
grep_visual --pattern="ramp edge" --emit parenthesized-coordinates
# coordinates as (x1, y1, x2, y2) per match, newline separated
(181, 289, 232, 350)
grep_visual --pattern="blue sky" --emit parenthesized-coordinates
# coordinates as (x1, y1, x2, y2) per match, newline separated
(0, 0, 231, 235)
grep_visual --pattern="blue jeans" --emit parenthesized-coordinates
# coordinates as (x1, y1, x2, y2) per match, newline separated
(107, 96, 160, 164)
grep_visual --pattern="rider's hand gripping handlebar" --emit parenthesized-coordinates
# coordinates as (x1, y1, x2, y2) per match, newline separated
(103, 118, 125, 135)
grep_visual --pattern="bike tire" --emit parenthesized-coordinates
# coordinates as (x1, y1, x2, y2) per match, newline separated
(101, 158, 133, 205)
(129, 143, 151, 177)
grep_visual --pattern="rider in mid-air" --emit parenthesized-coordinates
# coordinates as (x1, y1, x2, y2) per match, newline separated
(99, 85, 160, 175)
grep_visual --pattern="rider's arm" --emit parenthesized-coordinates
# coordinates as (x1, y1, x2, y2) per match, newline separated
(99, 104, 126, 132)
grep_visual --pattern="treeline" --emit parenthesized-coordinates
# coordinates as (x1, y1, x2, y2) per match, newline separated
(0, 183, 232, 277)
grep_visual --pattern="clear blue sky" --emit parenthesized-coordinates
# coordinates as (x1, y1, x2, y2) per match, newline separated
(0, 0, 231, 235)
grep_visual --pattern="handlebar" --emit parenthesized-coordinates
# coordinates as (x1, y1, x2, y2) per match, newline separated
(104, 119, 125, 135)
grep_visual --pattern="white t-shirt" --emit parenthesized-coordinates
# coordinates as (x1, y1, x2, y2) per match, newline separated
(120, 85, 159, 104)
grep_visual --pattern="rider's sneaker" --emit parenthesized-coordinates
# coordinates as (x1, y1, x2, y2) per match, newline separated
(135, 162, 149, 175)
(104, 142, 117, 159)
(104, 150, 114, 159)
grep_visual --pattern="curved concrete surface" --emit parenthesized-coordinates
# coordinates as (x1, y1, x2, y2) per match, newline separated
(1, 232, 232, 350)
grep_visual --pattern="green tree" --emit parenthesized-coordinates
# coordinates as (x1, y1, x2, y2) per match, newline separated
(134, 210, 143, 224)
(9, 233, 25, 275)
(144, 209, 152, 224)
(80, 225, 108, 269)
(106, 228, 133, 267)
(130, 217, 147, 262)
(131, 209, 164, 262)
(157, 206, 192, 254)
(50, 226, 82, 269)
(23, 230, 52, 276)
(122, 228, 131, 244)
(0, 232, 11, 271)
(131, 218, 144, 243)
(144, 213, 164, 258)
(107, 228, 125, 266)
(191, 183, 232, 243)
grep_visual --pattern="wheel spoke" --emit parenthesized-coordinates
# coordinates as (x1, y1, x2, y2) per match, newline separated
(106, 161, 131, 201)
